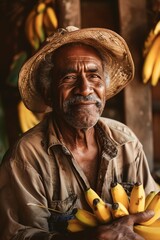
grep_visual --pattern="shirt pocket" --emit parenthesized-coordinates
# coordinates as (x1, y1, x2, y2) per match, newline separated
(48, 193, 77, 232)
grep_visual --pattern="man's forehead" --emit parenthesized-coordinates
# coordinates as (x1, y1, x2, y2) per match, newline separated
(66, 56, 100, 60)
(62, 57, 103, 70)
(66, 55, 101, 62)
(53, 43, 103, 61)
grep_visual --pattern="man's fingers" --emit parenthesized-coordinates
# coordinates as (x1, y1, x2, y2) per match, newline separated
(132, 210, 155, 224)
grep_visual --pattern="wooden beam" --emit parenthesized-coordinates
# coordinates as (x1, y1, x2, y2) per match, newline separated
(57, 0, 81, 28)
(118, 0, 154, 170)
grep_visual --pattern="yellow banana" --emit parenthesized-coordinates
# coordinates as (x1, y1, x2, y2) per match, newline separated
(140, 191, 160, 226)
(145, 191, 157, 210)
(149, 219, 160, 227)
(143, 20, 160, 57)
(143, 29, 156, 57)
(66, 218, 86, 232)
(110, 182, 129, 210)
(92, 198, 112, 224)
(72, 208, 98, 227)
(154, 20, 160, 35)
(84, 188, 104, 210)
(18, 101, 40, 132)
(134, 224, 160, 240)
(43, 10, 55, 36)
(142, 35, 160, 84)
(45, 6, 58, 29)
(111, 202, 129, 219)
(34, 2, 46, 43)
(129, 182, 145, 214)
(25, 9, 40, 50)
(151, 47, 160, 86)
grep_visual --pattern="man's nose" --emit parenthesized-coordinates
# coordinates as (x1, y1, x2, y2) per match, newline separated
(74, 76, 94, 96)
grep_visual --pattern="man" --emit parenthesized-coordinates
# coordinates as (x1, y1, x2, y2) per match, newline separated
(0, 26, 159, 240)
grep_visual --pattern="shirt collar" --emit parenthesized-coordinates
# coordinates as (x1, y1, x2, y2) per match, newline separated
(44, 114, 134, 158)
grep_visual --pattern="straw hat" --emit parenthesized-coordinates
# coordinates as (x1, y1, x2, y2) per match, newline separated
(18, 26, 134, 113)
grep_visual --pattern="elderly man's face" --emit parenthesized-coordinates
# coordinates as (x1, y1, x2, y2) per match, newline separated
(51, 44, 106, 129)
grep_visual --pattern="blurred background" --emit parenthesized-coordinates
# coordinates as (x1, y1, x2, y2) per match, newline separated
(0, 0, 160, 181)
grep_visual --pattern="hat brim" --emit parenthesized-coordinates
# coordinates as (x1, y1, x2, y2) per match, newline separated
(18, 27, 134, 113)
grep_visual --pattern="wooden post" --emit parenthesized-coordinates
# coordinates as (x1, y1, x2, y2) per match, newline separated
(118, 0, 154, 170)
(57, 0, 81, 28)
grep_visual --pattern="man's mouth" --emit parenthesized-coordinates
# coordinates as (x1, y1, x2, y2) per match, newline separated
(72, 101, 96, 105)
(63, 95, 102, 108)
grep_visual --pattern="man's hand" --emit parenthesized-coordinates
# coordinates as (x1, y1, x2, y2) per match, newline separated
(53, 210, 154, 240)
(91, 210, 154, 240)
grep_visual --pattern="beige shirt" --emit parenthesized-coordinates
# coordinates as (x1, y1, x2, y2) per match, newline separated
(0, 113, 159, 239)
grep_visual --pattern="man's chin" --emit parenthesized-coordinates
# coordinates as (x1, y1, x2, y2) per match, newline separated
(62, 105, 104, 129)
(64, 114, 100, 129)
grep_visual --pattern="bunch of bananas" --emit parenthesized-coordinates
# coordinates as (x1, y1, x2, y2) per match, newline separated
(65, 182, 160, 240)
(142, 20, 160, 86)
(25, 0, 58, 50)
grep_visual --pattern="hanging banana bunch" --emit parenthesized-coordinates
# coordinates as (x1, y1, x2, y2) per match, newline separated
(17, 0, 58, 133)
(25, 0, 58, 50)
(142, 19, 160, 86)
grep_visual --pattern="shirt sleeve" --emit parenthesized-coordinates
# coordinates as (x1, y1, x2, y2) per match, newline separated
(0, 148, 59, 240)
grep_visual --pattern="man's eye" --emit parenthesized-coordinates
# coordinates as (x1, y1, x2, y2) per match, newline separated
(90, 74, 101, 79)
(63, 75, 77, 81)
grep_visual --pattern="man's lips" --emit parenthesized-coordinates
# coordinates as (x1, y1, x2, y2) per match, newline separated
(72, 101, 96, 105)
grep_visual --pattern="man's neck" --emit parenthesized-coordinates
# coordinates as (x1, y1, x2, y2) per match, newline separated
(53, 115, 96, 151)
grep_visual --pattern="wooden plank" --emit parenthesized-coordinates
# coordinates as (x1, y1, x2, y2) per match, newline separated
(118, 0, 154, 170)
(57, 0, 81, 28)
